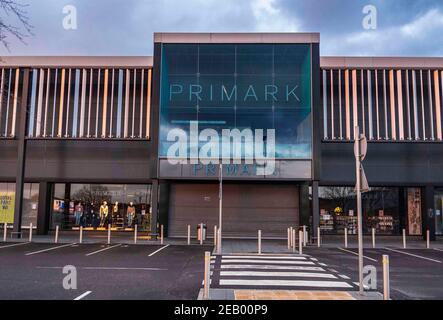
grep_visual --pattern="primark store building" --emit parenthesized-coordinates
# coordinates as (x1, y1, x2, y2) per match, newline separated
(0, 33, 442, 240)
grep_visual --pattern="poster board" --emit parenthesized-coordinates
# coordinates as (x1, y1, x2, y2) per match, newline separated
(0, 192, 15, 224)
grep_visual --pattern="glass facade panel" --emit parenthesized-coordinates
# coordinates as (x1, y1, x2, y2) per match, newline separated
(434, 188, 443, 235)
(159, 43, 312, 159)
(50, 184, 152, 232)
(0, 183, 38, 227)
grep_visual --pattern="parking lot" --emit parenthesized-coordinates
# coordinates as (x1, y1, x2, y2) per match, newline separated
(0, 236, 442, 300)
(0, 242, 211, 300)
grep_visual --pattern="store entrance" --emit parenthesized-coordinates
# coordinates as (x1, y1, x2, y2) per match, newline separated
(50, 184, 152, 232)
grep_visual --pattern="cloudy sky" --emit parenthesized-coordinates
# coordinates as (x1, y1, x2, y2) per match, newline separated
(1, 0, 443, 56)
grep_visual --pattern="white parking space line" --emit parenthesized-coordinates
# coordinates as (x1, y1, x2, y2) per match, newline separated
(0, 242, 30, 249)
(220, 265, 325, 271)
(222, 255, 307, 260)
(148, 244, 170, 257)
(85, 244, 122, 256)
(337, 247, 378, 262)
(384, 247, 442, 263)
(36, 266, 167, 271)
(433, 248, 443, 252)
(220, 271, 337, 279)
(220, 279, 353, 288)
(74, 291, 92, 300)
(25, 243, 75, 256)
(221, 259, 315, 265)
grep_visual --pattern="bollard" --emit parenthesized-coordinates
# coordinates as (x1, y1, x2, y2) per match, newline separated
(287, 228, 290, 250)
(427, 230, 430, 249)
(107, 224, 111, 245)
(258, 230, 262, 255)
(200, 223, 203, 245)
(214, 225, 217, 247)
(292, 229, 296, 253)
(298, 230, 303, 255)
(344, 227, 348, 248)
(29, 223, 33, 242)
(305, 231, 309, 246)
(187, 225, 191, 245)
(160, 224, 164, 245)
(383, 255, 390, 300)
(134, 224, 137, 244)
(372, 228, 376, 248)
(317, 227, 321, 247)
(79, 226, 83, 244)
(55, 225, 59, 244)
(403, 229, 407, 248)
(289, 227, 293, 248)
(303, 225, 307, 246)
(3, 222, 7, 242)
(203, 251, 211, 299)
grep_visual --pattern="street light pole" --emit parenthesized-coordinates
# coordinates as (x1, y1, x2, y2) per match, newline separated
(354, 125, 367, 295)
(218, 163, 223, 254)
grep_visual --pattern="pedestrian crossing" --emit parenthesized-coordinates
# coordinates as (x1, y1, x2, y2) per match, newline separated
(209, 254, 357, 291)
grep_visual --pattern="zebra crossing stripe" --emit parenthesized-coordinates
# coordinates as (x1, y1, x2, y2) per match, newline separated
(220, 265, 325, 271)
(220, 271, 337, 279)
(220, 279, 353, 288)
(221, 259, 315, 265)
(222, 255, 307, 260)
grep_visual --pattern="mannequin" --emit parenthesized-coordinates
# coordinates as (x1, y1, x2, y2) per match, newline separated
(74, 202, 84, 226)
(127, 201, 135, 227)
(100, 201, 109, 228)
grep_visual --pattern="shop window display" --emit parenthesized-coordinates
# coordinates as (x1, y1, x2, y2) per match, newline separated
(50, 184, 152, 232)
(434, 188, 443, 235)
(319, 186, 401, 235)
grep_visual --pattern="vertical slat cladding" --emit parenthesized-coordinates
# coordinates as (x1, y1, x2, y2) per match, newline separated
(43, 68, 50, 137)
(330, 69, 334, 139)
(102, 69, 109, 138)
(433, 70, 442, 140)
(352, 69, 358, 139)
(79, 69, 87, 137)
(58, 69, 65, 137)
(360, 69, 365, 135)
(412, 70, 420, 140)
(140, 69, 144, 139)
(322, 69, 328, 139)
(132, 69, 137, 138)
(109, 69, 115, 138)
(95, 69, 101, 138)
(117, 69, 123, 138)
(396, 70, 404, 140)
(0, 69, 4, 135)
(36, 68, 44, 137)
(338, 69, 343, 139)
(345, 69, 351, 139)
(28, 69, 38, 137)
(72, 69, 80, 138)
(367, 70, 373, 140)
(146, 68, 152, 138)
(52, 69, 58, 137)
(389, 70, 397, 140)
(65, 69, 72, 137)
(383, 69, 389, 139)
(124, 69, 130, 138)
(375, 70, 380, 140)
(420, 70, 426, 139)
(87, 68, 93, 137)
(4, 69, 12, 137)
(406, 70, 412, 140)
(11, 69, 19, 137)
(427, 70, 435, 140)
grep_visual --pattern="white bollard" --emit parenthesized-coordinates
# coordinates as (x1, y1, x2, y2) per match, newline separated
(303, 225, 307, 246)
(79, 226, 83, 244)
(214, 225, 217, 247)
(200, 223, 203, 245)
(3, 222, 7, 242)
(107, 224, 111, 245)
(305, 231, 309, 247)
(287, 228, 290, 250)
(344, 227, 348, 248)
(402, 229, 406, 249)
(372, 228, 376, 248)
(383, 255, 390, 300)
(258, 230, 262, 255)
(299, 230, 303, 255)
(160, 224, 164, 245)
(427, 230, 430, 249)
(187, 224, 191, 245)
(134, 224, 137, 244)
(203, 251, 211, 299)
(289, 227, 293, 248)
(317, 227, 321, 247)
(29, 223, 33, 242)
(55, 225, 59, 244)
(292, 229, 296, 253)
